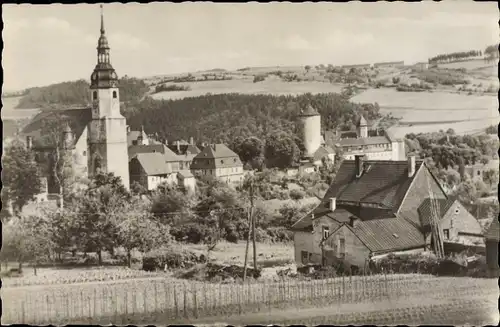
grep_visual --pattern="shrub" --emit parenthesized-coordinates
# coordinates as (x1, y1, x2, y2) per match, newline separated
(253, 75, 267, 83)
(289, 189, 306, 201)
(266, 226, 293, 242)
(142, 246, 206, 272)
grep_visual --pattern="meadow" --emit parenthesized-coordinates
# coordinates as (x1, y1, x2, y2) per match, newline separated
(151, 77, 344, 101)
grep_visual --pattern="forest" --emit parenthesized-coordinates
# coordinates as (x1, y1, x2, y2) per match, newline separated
(428, 49, 482, 64)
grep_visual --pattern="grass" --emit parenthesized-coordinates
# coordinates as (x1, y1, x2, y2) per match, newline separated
(150, 77, 344, 101)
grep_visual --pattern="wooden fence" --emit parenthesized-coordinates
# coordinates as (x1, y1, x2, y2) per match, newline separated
(1, 273, 492, 325)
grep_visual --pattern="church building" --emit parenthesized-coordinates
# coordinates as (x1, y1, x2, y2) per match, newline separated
(21, 6, 130, 192)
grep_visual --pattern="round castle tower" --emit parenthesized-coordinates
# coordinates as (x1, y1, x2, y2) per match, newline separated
(357, 115, 368, 138)
(298, 105, 321, 158)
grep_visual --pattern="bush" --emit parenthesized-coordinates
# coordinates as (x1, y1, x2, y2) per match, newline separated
(142, 246, 206, 272)
(266, 226, 293, 242)
(253, 75, 267, 83)
(289, 189, 305, 200)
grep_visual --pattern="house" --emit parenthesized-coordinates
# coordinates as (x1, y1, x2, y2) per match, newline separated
(463, 159, 499, 181)
(127, 125, 150, 146)
(190, 144, 244, 186)
(373, 61, 405, 68)
(413, 62, 429, 71)
(128, 143, 181, 171)
(330, 116, 406, 161)
(291, 155, 465, 269)
(129, 153, 177, 191)
(418, 198, 485, 253)
(167, 139, 201, 170)
(177, 170, 196, 194)
(484, 219, 499, 272)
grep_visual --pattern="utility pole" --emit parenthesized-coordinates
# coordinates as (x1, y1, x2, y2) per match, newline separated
(243, 205, 251, 282)
(251, 179, 257, 270)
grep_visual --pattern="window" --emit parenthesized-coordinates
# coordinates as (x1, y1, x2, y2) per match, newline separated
(93, 91, 97, 100)
(82, 151, 87, 156)
(113, 91, 117, 99)
(338, 237, 346, 258)
(221, 160, 224, 164)
(477, 171, 481, 176)
(301, 251, 308, 264)
(322, 226, 330, 240)
(443, 229, 450, 240)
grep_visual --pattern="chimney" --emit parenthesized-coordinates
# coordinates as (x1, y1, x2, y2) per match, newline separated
(190, 136, 194, 145)
(26, 136, 33, 150)
(176, 140, 180, 153)
(349, 216, 359, 228)
(355, 155, 364, 178)
(329, 197, 336, 212)
(408, 155, 416, 177)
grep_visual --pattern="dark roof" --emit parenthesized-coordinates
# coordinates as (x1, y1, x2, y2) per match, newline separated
(127, 131, 142, 145)
(167, 144, 201, 156)
(354, 218, 425, 253)
(299, 105, 319, 117)
(191, 144, 243, 169)
(128, 144, 180, 162)
(313, 145, 335, 161)
(340, 131, 358, 139)
(338, 136, 391, 147)
(320, 159, 425, 209)
(21, 107, 92, 148)
(177, 170, 194, 178)
(418, 198, 455, 227)
(132, 153, 173, 175)
(485, 218, 500, 241)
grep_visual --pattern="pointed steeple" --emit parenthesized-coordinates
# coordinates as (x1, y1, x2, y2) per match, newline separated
(90, 4, 118, 89)
(100, 4, 105, 35)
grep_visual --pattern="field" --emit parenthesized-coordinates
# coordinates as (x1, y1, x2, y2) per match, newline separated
(437, 59, 497, 72)
(151, 77, 344, 101)
(3, 273, 498, 325)
(1, 96, 40, 120)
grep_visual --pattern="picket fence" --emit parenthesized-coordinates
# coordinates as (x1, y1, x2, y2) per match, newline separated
(1, 273, 483, 325)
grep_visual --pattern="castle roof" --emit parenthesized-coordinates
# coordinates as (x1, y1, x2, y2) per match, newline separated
(299, 105, 319, 117)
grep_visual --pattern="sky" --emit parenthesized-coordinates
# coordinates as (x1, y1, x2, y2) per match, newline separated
(2, 2, 498, 91)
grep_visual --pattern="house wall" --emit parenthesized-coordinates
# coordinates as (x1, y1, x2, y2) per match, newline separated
(73, 126, 89, 177)
(486, 240, 499, 270)
(323, 224, 371, 268)
(129, 160, 148, 190)
(343, 148, 393, 161)
(294, 231, 320, 266)
(398, 165, 447, 227)
(440, 201, 485, 246)
(148, 173, 177, 191)
(180, 176, 197, 193)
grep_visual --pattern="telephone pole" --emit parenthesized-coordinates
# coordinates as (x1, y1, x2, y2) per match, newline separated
(243, 204, 251, 281)
(251, 179, 257, 270)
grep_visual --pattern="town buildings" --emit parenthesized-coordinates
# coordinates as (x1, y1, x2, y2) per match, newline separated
(413, 62, 429, 71)
(484, 218, 500, 273)
(326, 115, 406, 161)
(291, 155, 484, 269)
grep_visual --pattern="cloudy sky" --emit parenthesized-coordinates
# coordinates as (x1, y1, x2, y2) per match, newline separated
(2, 2, 498, 91)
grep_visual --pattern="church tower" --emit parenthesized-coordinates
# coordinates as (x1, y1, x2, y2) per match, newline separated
(87, 5, 129, 189)
(357, 115, 368, 138)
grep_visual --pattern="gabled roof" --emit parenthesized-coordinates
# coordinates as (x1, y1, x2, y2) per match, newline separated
(354, 218, 425, 253)
(132, 153, 173, 176)
(167, 144, 201, 156)
(485, 218, 500, 241)
(191, 144, 243, 169)
(291, 207, 357, 232)
(128, 144, 180, 162)
(321, 159, 424, 209)
(177, 170, 194, 178)
(418, 198, 455, 227)
(21, 107, 92, 148)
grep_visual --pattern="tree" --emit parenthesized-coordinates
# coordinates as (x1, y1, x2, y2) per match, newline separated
(232, 136, 265, 170)
(264, 131, 301, 169)
(114, 197, 171, 267)
(71, 172, 131, 265)
(305, 65, 311, 74)
(483, 169, 499, 188)
(2, 139, 42, 215)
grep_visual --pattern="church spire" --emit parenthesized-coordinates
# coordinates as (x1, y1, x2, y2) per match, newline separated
(90, 4, 118, 89)
(100, 4, 105, 35)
